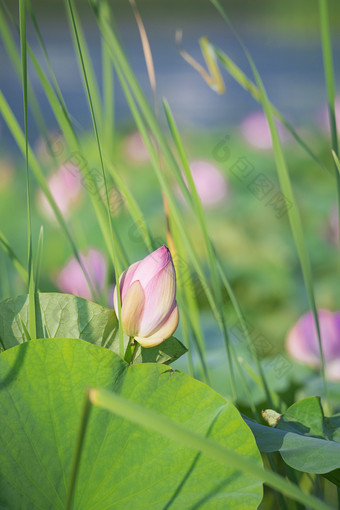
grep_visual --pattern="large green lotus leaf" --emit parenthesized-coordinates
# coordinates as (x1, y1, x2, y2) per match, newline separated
(0, 338, 263, 509)
(245, 397, 340, 476)
(245, 418, 340, 474)
(0, 293, 116, 349)
(0, 293, 186, 365)
(275, 397, 329, 438)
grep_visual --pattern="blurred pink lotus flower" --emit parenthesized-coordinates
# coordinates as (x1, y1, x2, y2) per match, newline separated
(123, 131, 150, 164)
(37, 164, 83, 221)
(240, 111, 288, 150)
(176, 160, 228, 208)
(286, 309, 340, 381)
(56, 248, 107, 301)
(113, 245, 179, 348)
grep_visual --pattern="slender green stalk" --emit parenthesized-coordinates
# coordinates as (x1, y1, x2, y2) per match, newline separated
(0, 230, 27, 283)
(177, 302, 195, 378)
(20, 317, 31, 342)
(25, 0, 128, 274)
(0, 251, 10, 300)
(27, 43, 78, 148)
(284, 466, 305, 510)
(90, 387, 332, 510)
(177, 32, 326, 172)
(170, 217, 204, 381)
(26, 36, 128, 271)
(217, 258, 274, 407)
(2, 0, 127, 296)
(65, 0, 124, 356)
(265, 453, 290, 510)
(19, 0, 36, 340)
(93, 9, 238, 398)
(26, 0, 70, 121)
(64, 0, 102, 131)
(128, 0, 206, 382)
(0, 91, 97, 300)
(100, 1, 115, 153)
(319, 0, 340, 240)
(123, 73, 236, 396)
(0, 5, 99, 297)
(332, 151, 340, 176)
(230, 343, 258, 419)
(0, 1, 56, 163)
(164, 98, 271, 400)
(106, 162, 153, 252)
(65, 389, 93, 510)
(208, 44, 328, 173)
(34, 226, 44, 293)
(181, 292, 211, 384)
(210, 0, 329, 409)
(129, 342, 139, 365)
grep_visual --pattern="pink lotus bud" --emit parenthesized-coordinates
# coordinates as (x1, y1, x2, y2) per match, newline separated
(56, 248, 107, 301)
(113, 246, 179, 348)
(240, 111, 289, 150)
(37, 164, 83, 221)
(286, 309, 340, 381)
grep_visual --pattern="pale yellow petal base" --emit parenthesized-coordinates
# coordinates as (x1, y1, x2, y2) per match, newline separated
(134, 336, 164, 348)
(135, 304, 179, 348)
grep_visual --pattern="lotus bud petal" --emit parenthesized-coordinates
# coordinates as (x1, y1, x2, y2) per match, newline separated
(135, 304, 179, 348)
(286, 309, 340, 379)
(121, 281, 145, 337)
(113, 246, 179, 346)
(113, 261, 140, 312)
